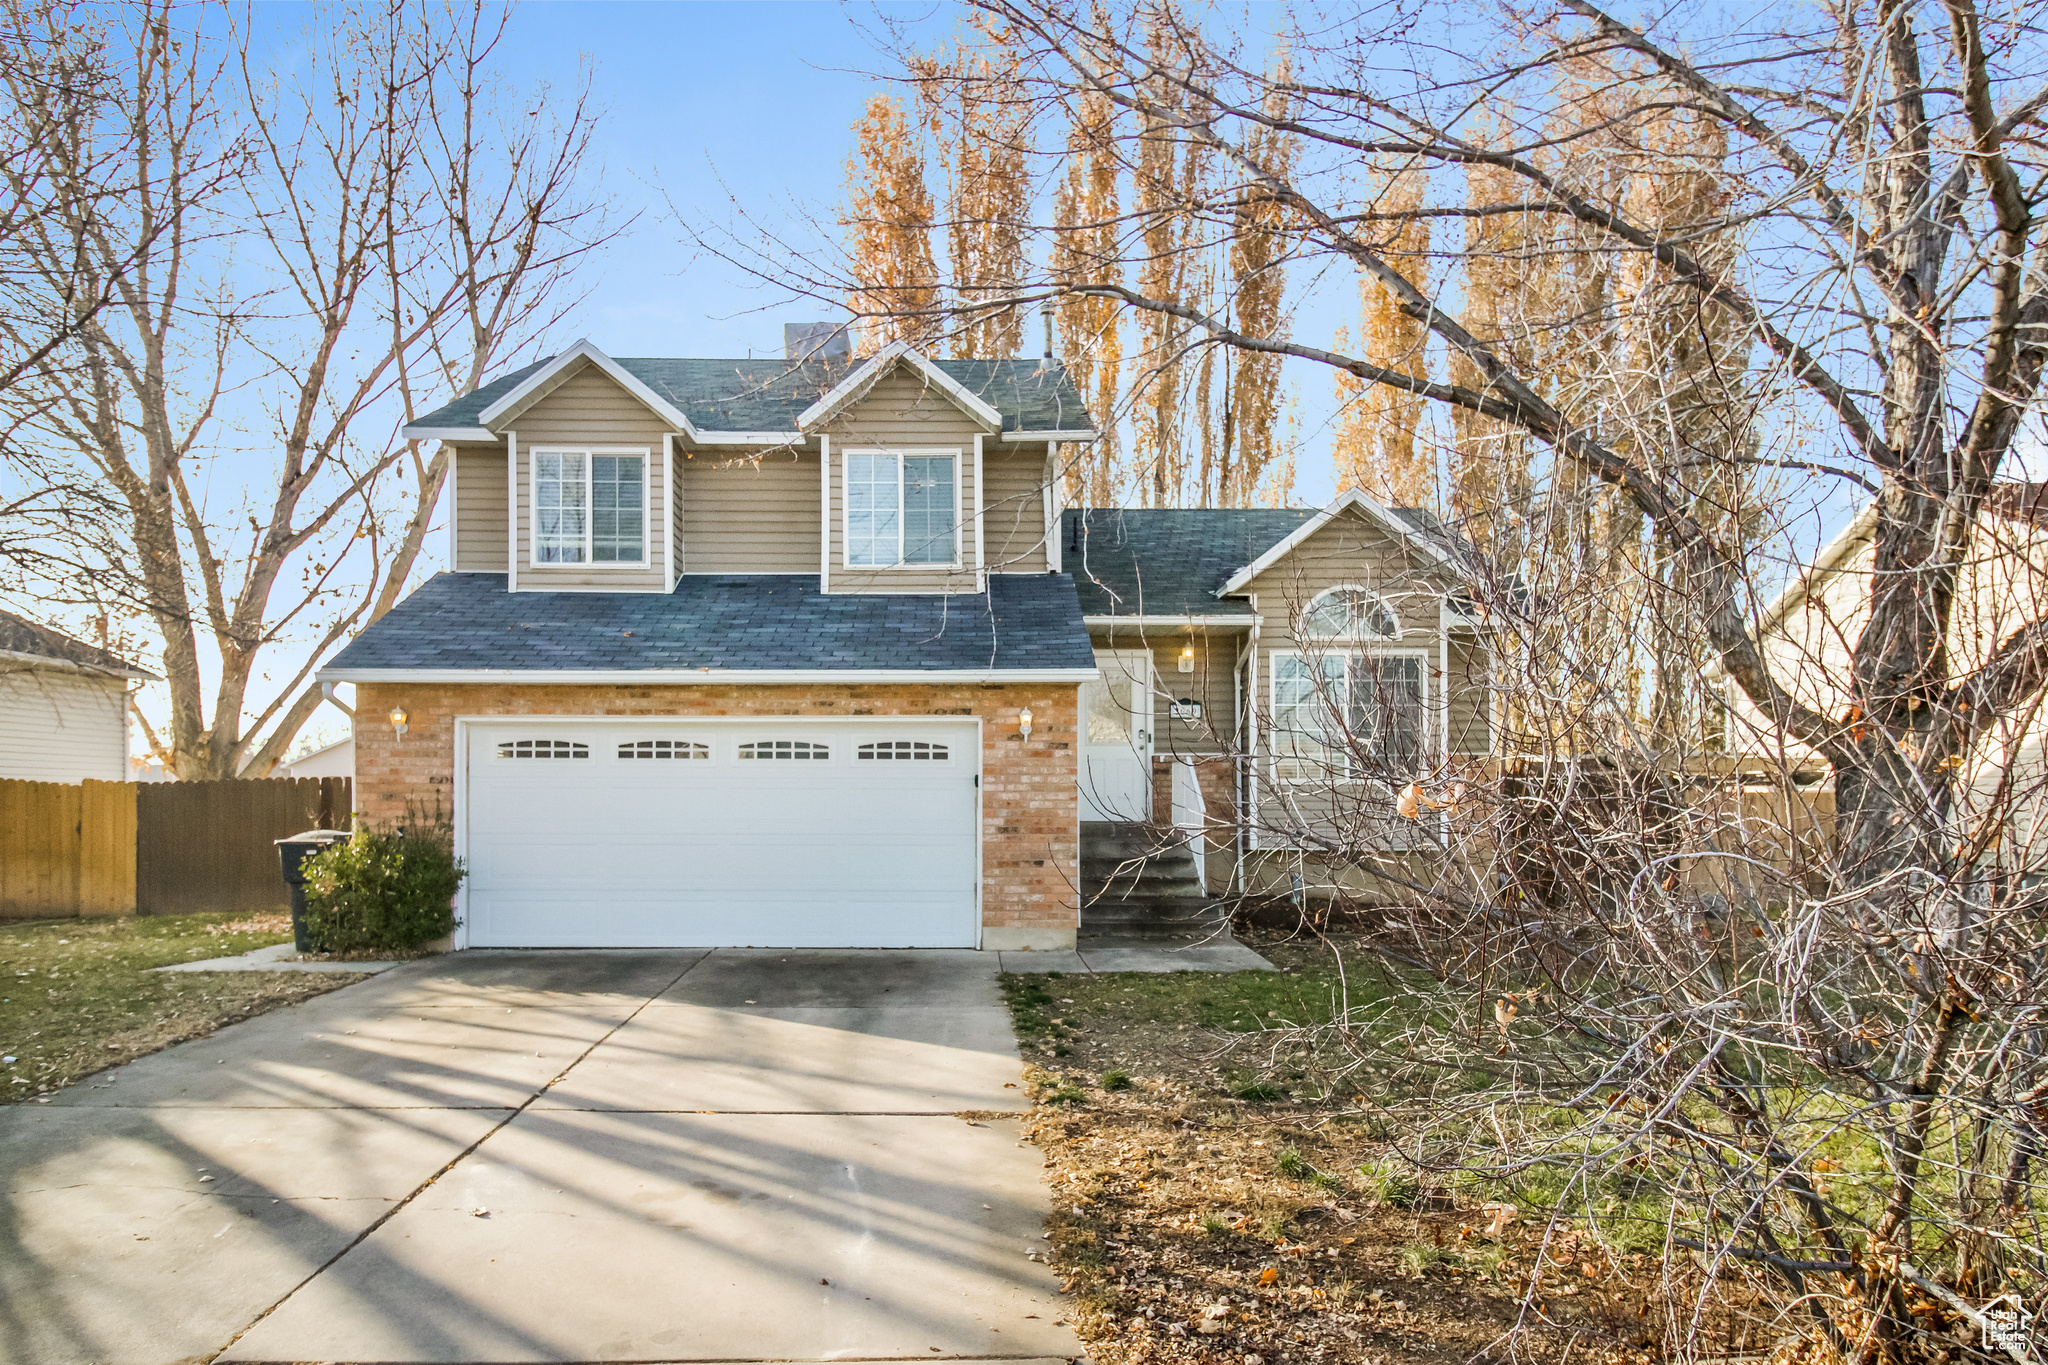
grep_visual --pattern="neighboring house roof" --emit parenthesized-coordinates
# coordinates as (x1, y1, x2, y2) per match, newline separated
(405, 344, 1095, 440)
(0, 608, 157, 679)
(318, 573, 1097, 682)
(1064, 495, 1468, 620)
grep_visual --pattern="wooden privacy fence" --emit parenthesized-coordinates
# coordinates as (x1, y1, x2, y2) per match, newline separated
(0, 777, 351, 921)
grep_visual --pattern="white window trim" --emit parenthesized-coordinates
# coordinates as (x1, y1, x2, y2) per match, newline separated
(1266, 646, 1431, 784)
(1298, 584, 1403, 642)
(840, 447, 963, 570)
(527, 445, 653, 570)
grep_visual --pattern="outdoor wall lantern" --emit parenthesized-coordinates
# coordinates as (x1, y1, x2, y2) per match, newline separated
(1018, 707, 1034, 740)
(1178, 644, 1196, 673)
(389, 706, 410, 742)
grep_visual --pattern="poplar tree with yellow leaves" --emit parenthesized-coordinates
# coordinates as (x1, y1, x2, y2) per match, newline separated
(1051, 83, 1125, 504)
(841, 94, 939, 353)
(915, 23, 1032, 360)
(1333, 161, 1434, 505)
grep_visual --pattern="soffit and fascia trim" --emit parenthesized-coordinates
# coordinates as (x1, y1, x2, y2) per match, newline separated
(317, 666, 1099, 685)
(1083, 614, 1261, 628)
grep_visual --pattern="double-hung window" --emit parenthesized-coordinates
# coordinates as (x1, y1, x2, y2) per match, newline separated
(846, 451, 957, 567)
(1272, 652, 1426, 781)
(533, 450, 645, 565)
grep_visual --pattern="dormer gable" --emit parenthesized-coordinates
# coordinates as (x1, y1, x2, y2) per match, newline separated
(413, 341, 1097, 595)
(798, 342, 1004, 433)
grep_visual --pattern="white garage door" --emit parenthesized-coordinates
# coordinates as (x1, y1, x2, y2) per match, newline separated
(462, 720, 980, 948)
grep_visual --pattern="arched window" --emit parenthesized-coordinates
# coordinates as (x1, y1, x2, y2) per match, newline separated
(1300, 587, 1399, 640)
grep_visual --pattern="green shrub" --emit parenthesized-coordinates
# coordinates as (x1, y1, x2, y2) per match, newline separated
(302, 821, 464, 953)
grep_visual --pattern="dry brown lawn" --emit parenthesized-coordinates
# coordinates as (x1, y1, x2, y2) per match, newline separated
(1004, 937, 1770, 1364)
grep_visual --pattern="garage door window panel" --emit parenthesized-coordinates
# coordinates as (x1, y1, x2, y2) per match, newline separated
(858, 740, 949, 760)
(497, 739, 590, 759)
(619, 739, 709, 760)
(738, 740, 831, 760)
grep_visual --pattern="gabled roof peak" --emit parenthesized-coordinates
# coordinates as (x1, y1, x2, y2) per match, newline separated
(797, 341, 1005, 432)
(403, 343, 1095, 442)
(1216, 488, 1460, 596)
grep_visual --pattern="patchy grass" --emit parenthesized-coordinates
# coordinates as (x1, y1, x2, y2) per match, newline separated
(0, 912, 367, 1101)
(998, 943, 1396, 1097)
(1003, 937, 1769, 1364)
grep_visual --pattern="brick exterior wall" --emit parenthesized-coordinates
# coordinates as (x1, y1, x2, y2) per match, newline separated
(353, 683, 1079, 938)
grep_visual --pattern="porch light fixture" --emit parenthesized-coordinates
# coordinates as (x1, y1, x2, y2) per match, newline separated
(1018, 708, 1034, 740)
(389, 706, 409, 742)
(1177, 644, 1196, 674)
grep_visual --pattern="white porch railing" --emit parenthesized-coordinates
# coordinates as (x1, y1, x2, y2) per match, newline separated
(1170, 756, 1208, 895)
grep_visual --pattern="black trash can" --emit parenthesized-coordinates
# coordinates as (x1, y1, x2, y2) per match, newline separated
(276, 829, 351, 953)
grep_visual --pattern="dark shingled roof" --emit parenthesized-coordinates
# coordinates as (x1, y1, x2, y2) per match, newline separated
(1061, 506, 1466, 617)
(0, 608, 156, 677)
(323, 573, 1095, 674)
(1061, 508, 1317, 616)
(413, 356, 1093, 436)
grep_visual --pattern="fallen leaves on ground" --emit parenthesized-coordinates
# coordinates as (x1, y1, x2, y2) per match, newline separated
(1007, 938, 1781, 1364)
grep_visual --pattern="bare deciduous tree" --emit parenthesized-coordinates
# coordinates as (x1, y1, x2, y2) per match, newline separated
(735, 2, 2048, 1358)
(0, 0, 611, 780)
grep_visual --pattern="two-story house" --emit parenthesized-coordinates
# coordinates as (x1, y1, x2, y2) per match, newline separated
(321, 335, 1493, 950)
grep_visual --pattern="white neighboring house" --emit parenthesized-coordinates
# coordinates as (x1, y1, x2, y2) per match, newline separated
(1713, 482, 2048, 869)
(0, 609, 157, 784)
(278, 735, 355, 780)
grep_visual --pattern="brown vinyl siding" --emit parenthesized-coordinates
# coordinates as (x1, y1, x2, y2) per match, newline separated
(1087, 625, 1246, 755)
(452, 444, 508, 573)
(1446, 634, 1490, 757)
(981, 445, 1052, 573)
(510, 362, 670, 591)
(821, 369, 985, 594)
(1240, 506, 1488, 848)
(679, 446, 821, 573)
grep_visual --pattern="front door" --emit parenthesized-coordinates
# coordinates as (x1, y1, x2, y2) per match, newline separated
(1080, 649, 1154, 822)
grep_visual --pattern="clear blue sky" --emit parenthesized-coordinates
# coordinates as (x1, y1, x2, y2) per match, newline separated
(458, 0, 946, 357)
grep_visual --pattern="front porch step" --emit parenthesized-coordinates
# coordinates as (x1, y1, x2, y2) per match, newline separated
(1080, 821, 1226, 937)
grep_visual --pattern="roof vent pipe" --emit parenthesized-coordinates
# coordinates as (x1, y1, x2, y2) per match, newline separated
(1042, 305, 1055, 359)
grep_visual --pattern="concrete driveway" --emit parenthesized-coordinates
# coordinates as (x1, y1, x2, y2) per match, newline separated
(0, 949, 1082, 1364)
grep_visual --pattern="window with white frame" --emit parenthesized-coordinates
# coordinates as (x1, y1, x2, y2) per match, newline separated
(1300, 586, 1400, 640)
(1271, 652, 1426, 781)
(533, 450, 645, 564)
(846, 452, 956, 567)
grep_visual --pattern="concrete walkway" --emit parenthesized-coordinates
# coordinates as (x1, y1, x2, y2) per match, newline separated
(154, 941, 404, 973)
(0, 950, 1082, 1364)
(1000, 935, 1275, 974)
